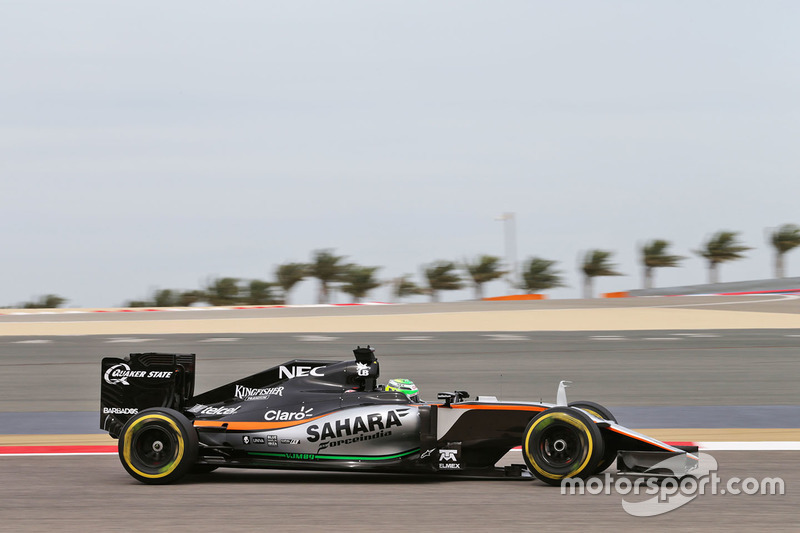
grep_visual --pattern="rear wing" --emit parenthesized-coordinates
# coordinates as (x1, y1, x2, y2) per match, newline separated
(101, 353, 195, 438)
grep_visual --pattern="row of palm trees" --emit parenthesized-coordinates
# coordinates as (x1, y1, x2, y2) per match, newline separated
(584, 226, 800, 298)
(10, 225, 800, 308)
(643, 226, 800, 283)
(123, 224, 800, 306)
(124, 251, 381, 307)
(125, 251, 506, 306)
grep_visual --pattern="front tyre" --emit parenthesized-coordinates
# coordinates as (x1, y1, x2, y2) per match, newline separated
(569, 401, 617, 474)
(118, 408, 198, 485)
(522, 407, 604, 486)
(568, 401, 617, 423)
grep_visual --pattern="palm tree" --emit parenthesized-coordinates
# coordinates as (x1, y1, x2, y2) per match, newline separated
(424, 261, 463, 302)
(247, 279, 278, 305)
(641, 240, 685, 289)
(22, 294, 67, 309)
(694, 231, 751, 284)
(391, 275, 425, 301)
(340, 265, 381, 303)
(153, 289, 178, 307)
(581, 250, 623, 298)
(205, 277, 240, 305)
(463, 255, 506, 299)
(275, 262, 308, 304)
(177, 290, 206, 307)
(308, 249, 346, 304)
(519, 257, 565, 294)
(770, 224, 800, 278)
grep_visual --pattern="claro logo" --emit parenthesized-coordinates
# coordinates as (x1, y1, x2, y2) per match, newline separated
(264, 406, 314, 421)
(279, 365, 325, 379)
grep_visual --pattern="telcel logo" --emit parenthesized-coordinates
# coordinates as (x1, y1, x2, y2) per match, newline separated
(279, 365, 325, 379)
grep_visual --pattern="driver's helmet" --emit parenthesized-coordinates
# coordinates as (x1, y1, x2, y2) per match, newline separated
(385, 378, 419, 402)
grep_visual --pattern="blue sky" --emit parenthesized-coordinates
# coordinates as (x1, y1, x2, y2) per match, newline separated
(3, 1, 800, 306)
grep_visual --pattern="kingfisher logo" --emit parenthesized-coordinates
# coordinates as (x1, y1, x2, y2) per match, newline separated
(235, 385, 284, 400)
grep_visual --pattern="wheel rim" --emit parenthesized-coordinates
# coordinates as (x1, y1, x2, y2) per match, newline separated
(538, 424, 583, 469)
(123, 415, 185, 478)
(524, 411, 598, 481)
(131, 425, 177, 471)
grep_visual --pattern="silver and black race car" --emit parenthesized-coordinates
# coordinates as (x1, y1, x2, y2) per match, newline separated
(100, 346, 698, 485)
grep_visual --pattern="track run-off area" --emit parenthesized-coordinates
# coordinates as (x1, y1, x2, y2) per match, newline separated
(1, 295, 799, 531)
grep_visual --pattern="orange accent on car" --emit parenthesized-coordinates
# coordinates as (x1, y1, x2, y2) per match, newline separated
(193, 414, 327, 431)
(608, 426, 676, 452)
(449, 404, 547, 412)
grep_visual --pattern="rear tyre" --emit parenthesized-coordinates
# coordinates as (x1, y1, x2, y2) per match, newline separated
(569, 401, 617, 474)
(118, 408, 198, 485)
(522, 407, 604, 486)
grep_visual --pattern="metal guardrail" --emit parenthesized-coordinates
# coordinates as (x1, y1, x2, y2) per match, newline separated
(628, 277, 800, 297)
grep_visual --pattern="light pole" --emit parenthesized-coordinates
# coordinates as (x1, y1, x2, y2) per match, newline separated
(495, 212, 517, 293)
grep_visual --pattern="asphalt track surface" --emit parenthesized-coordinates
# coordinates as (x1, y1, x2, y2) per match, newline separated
(1, 453, 796, 532)
(1, 329, 799, 413)
(1, 296, 799, 531)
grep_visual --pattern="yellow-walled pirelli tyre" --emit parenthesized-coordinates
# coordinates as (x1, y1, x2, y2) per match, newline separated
(569, 400, 617, 474)
(568, 401, 617, 424)
(118, 408, 198, 485)
(522, 407, 604, 486)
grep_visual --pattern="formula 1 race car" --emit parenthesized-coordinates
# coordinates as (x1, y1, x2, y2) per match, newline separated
(100, 347, 698, 485)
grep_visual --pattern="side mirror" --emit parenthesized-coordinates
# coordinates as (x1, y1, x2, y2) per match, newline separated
(437, 390, 470, 406)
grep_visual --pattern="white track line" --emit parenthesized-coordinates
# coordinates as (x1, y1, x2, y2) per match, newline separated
(295, 335, 339, 342)
(105, 338, 158, 343)
(698, 441, 800, 451)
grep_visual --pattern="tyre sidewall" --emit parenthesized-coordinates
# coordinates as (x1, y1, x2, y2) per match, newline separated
(118, 408, 198, 484)
(568, 400, 617, 423)
(522, 407, 604, 485)
(568, 401, 618, 473)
